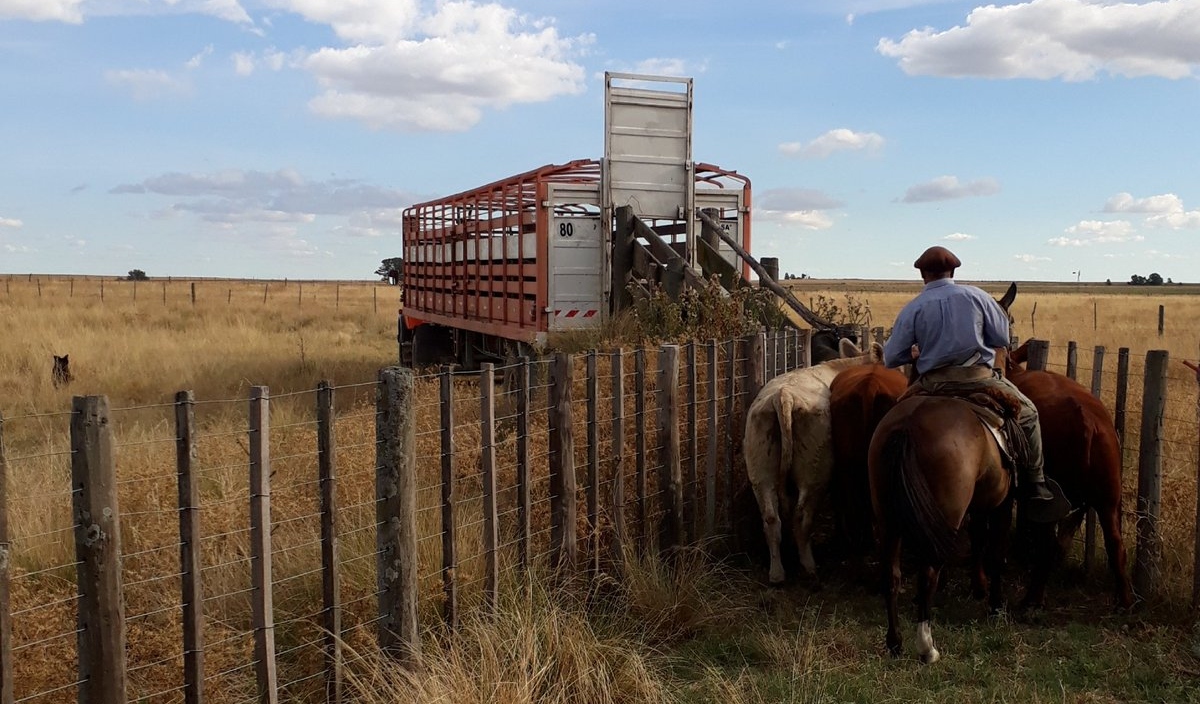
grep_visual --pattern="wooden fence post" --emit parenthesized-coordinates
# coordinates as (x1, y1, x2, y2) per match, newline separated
(549, 353, 577, 571)
(515, 359, 531, 574)
(439, 368, 457, 627)
(376, 367, 421, 667)
(1084, 347, 1105, 574)
(1066, 341, 1078, 380)
(586, 352, 601, 577)
(1158, 304, 1164, 337)
(1189, 364, 1200, 611)
(0, 413, 12, 704)
(723, 340, 737, 534)
(71, 395, 128, 703)
(480, 364, 499, 609)
(635, 349, 648, 556)
(316, 382, 343, 704)
(610, 350, 627, 579)
(686, 341, 698, 544)
(705, 340, 719, 539)
(248, 387, 279, 704)
(1024, 339, 1050, 371)
(658, 345, 683, 556)
(190, 282, 195, 306)
(175, 391, 205, 704)
(1134, 350, 1168, 601)
(1115, 348, 1131, 449)
(798, 328, 812, 369)
(746, 332, 765, 407)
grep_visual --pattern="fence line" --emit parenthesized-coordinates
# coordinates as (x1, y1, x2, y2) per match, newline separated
(3, 333, 1198, 701)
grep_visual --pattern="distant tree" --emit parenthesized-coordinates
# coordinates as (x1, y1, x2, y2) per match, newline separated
(375, 257, 403, 285)
(1106, 278, 1112, 286)
(1168, 277, 1175, 284)
(1129, 274, 1147, 286)
(1147, 272, 1164, 286)
(127, 269, 149, 281)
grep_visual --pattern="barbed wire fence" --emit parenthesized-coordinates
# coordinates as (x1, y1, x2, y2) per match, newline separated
(2, 330, 1197, 703)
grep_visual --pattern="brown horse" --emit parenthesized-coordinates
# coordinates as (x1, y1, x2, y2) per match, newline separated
(1005, 342, 1134, 610)
(868, 394, 1015, 662)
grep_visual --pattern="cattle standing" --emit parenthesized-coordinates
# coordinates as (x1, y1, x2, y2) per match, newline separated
(1005, 343, 1134, 610)
(829, 363, 908, 554)
(52, 354, 72, 388)
(743, 338, 884, 584)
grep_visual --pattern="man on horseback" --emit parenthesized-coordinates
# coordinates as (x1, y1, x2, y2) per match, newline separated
(883, 246, 1059, 515)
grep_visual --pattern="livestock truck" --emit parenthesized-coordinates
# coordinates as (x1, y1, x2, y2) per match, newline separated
(398, 72, 827, 368)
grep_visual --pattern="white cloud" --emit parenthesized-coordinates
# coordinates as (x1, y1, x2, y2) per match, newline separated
(295, 2, 589, 132)
(779, 128, 885, 159)
(111, 168, 420, 231)
(629, 58, 695, 77)
(105, 69, 191, 101)
(0, 216, 22, 228)
(757, 210, 835, 230)
(1048, 219, 1143, 246)
(944, 232, 975, 241)
(755, 188, 841, 230)
(877, 0, 1200, 81)
(233, 51, 256, 76)
(0, 0, 84, 23)
(1104, 191, 1200, 229)
(900, 175, 1000, 203)
(186, 45, 214, 69)
(1104, 192, 1183, 214)
(1014, 253, 1051, 263)
(3, 243, 32, 253)
(1, 0, 251, 24)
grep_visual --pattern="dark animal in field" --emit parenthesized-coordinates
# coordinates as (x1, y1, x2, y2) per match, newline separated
(1004, 342, 1134, 610)
(52, 354, 72, 387)
(828, 363, 908, 553)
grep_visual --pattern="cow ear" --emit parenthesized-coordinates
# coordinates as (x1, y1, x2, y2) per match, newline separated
(997, 282, 1017, 311)
(839, 337, 861, 358)
(871, 342, 884, 362)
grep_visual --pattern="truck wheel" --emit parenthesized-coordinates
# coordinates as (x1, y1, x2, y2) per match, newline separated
(411, 325, 455, 367)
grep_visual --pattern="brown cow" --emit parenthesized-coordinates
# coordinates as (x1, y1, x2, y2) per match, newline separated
(1006, 342, 1134, 610)
(743, 338, 884, 583)
(829, 363, 909, 553)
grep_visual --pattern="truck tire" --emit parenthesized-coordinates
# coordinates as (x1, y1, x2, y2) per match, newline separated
(411, 324, 456, 367)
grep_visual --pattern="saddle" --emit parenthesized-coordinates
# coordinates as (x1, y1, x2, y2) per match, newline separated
(899, 382, 1030, 475)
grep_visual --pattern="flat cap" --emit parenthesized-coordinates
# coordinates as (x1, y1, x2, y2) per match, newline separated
(913, 246, 961, 273)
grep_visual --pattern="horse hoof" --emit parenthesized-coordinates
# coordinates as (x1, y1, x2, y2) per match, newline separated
(921, 648, 941, 665)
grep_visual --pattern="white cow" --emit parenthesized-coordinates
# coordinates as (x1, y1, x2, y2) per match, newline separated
(743, 338, 885, 583)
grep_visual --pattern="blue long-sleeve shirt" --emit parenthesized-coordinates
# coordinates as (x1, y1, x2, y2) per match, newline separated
(883, 278, 1010, 375)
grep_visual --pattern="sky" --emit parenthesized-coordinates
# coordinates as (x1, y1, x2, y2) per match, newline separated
(1, 0, 1198, 283)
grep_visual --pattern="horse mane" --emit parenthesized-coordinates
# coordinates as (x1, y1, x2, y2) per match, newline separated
(881, 428, 961, 564)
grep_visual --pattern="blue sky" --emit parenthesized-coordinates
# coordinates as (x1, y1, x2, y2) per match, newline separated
(1, 0, 1198, 283)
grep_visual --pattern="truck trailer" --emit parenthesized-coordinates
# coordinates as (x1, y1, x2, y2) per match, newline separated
(398, 73, 778, 368)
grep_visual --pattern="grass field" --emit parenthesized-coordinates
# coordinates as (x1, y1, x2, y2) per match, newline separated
(2, 274, 1199, 703)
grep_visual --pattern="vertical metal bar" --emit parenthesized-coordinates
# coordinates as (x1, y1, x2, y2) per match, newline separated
(440, 368, 457, 627)
(175, 392, 205, 704)
(481, 364, 499, 609)
(316, 383, 342, 704)
(249, 387, 279, 704)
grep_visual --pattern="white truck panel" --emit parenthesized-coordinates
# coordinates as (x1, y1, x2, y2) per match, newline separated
(548, 215, 604, 331)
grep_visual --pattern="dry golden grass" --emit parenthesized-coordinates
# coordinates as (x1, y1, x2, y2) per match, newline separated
(2, 274, 1199, 702)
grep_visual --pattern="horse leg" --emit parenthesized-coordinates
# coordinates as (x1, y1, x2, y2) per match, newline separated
(915, 563, 942, 664)
(967, 513, 989, 600)
(882, 531, 904, 657)
(986, 503, 1012, 616)
(1097, 506, 1134, 609)
(751, 481, 786, 584)
(1017, 520, 1056, 614)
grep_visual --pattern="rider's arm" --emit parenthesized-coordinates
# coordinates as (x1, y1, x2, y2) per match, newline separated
(884, 306, 917, 368)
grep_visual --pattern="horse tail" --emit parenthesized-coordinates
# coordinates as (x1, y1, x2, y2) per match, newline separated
(881, 428, 959, 564)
